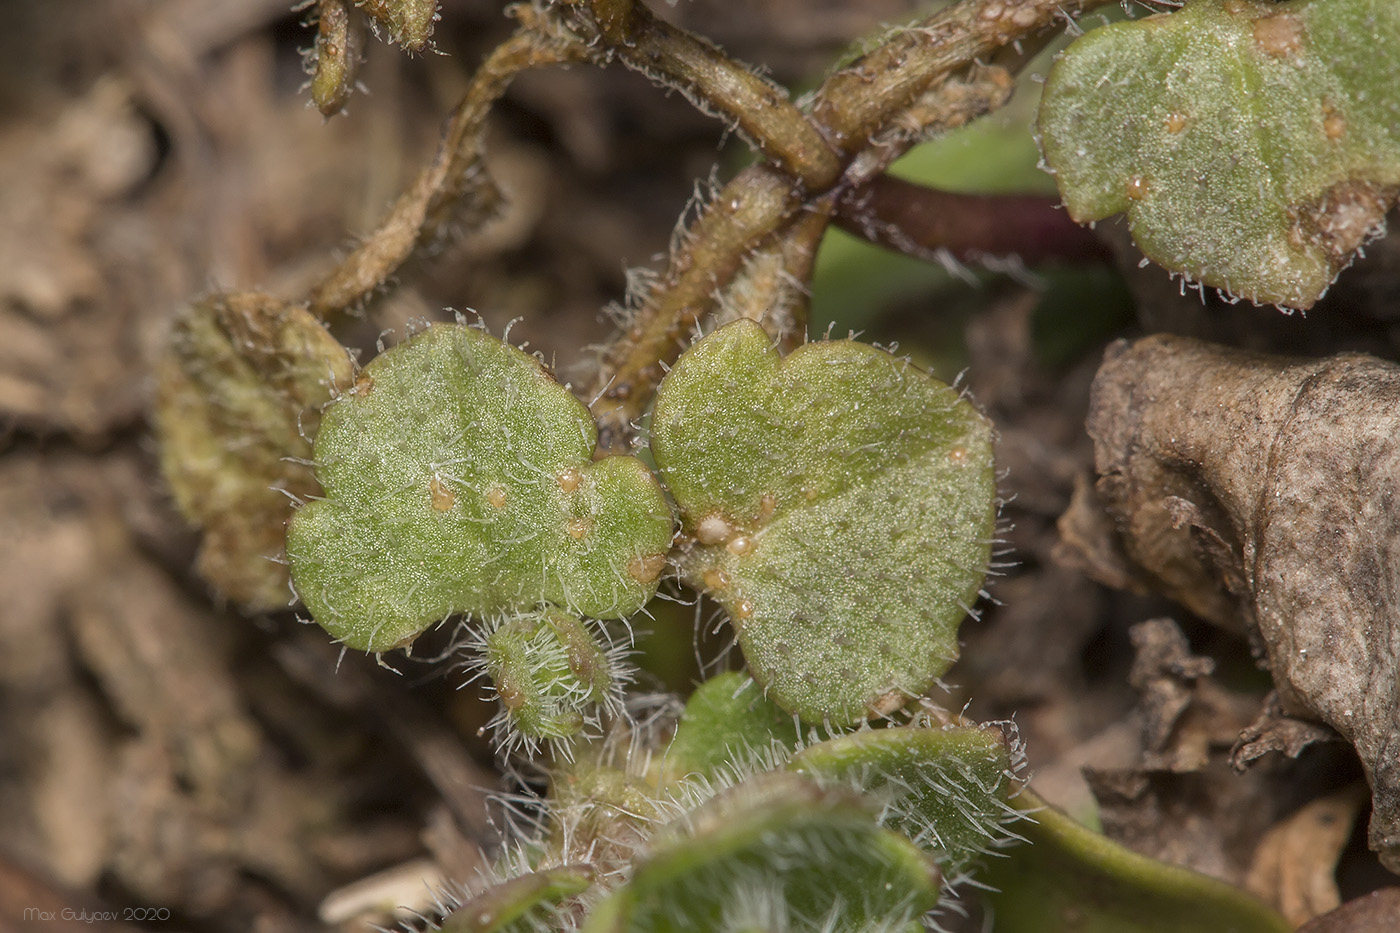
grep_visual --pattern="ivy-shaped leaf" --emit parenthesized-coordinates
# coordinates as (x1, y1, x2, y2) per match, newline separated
(155, 292, 354, 609)
(1038, 0, 1400, 309)
(649, 320, 996, 725)
(287, 323, 674, 652)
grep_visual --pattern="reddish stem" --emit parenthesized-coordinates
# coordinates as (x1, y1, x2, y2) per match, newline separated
(835, 174, 1111, 266)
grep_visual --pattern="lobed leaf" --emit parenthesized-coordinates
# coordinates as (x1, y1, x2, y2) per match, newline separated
(1038, 0, 1400, 308)
(287, 323, 673, 652)
(650, 320, 996, 725)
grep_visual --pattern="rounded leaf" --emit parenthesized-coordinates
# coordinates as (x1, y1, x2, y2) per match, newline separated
(650, 320, 996, 724)
(287, 323, 674, 651)
(1038, 0, 1400, 309)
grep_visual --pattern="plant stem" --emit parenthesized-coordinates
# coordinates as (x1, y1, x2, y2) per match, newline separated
(712, 202, 835, 352)
(810, 0, 1114, 155)
(835, 175, 1112, 265)
(551, 0, 841, 186)
(590, 164, 799, 454)
(307, 12, 588, 318)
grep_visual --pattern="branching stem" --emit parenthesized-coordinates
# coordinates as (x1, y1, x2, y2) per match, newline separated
(584, 0, 1117, 451)
(307, 12, 589, 318)
(553, 0, 842, 186)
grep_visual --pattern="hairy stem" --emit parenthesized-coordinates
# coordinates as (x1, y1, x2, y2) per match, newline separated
(551, 0, 841, 186)
(307, 12, 588, 317)
(711, 202, 835, 353)
(591, 164, 799, 454)
(587, 1, 1092, 449)
(810, 0, 1114, 155)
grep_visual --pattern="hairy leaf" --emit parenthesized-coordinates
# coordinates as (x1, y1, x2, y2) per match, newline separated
(287, 323, 673, 652)
(581, 773, 939, 933)
(468, 607, 630, 757)
(790, 724, 1019, 879)
(650, 320, 996, 724)
(440, 864, 594, 933)
(155, 292, 354, 609)
(1038, 0, 1400, 308)
(663, 671, 802, 781)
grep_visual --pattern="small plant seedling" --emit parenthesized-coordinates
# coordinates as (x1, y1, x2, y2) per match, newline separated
(150, 0, 1348, 927)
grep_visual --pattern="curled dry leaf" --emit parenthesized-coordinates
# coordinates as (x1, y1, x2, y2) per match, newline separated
(1244, 783, 1369, 927)
(154, 293, 355, 610)
(1083, 334, 1400, 872)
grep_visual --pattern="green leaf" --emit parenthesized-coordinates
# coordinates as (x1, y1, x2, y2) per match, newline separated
(287, 323, 674, 652)
(155, 292, 354, 610)
(981, 790, 1292, 933)
(663, 671, 803, 781)
(649, 320, 997, 724)
(581, 773, 940, 933)
(789, 724, 1019, 880)
(1038, 0, 1400, 309)
(440, 864, 594, 933)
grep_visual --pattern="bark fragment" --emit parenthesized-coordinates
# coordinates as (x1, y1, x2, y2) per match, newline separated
(1083, 334, 1400, 872)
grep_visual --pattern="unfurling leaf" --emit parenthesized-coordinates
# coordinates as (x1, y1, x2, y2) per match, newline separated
(467, 607, 631, 756)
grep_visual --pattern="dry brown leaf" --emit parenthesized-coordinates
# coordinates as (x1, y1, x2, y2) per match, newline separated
(1084, 334, 1400, 872)
(154, 292, 355, 610)
(1244, 784, 1369, 927)
(1295, 887, 1400, 933)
